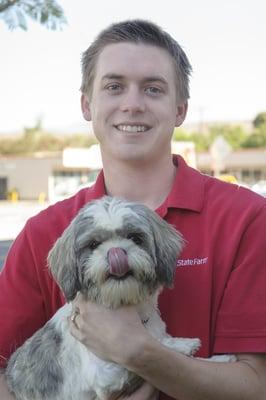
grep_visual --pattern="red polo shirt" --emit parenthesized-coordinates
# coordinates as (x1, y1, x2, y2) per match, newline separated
(0, 156, 265, 379)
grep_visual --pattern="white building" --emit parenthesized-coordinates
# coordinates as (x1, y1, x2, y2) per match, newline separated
(0, 145, 102, 202)
(0, 144, 265, 201)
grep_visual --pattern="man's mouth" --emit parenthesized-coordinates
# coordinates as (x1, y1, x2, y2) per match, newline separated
(115, 124, 150, 133)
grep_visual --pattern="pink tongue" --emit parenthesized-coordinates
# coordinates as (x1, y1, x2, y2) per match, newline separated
(108, 247, 129, 277)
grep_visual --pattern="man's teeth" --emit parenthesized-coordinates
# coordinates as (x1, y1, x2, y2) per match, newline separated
(116, 125, 148, 132)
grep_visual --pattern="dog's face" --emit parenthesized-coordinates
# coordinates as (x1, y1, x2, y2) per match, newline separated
(48, 196, 184, 308)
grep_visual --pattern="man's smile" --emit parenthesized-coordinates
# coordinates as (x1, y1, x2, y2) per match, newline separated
(115, 124, 150, 133)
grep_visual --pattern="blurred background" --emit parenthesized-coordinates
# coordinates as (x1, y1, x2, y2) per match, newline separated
(0, 0, 266, 268)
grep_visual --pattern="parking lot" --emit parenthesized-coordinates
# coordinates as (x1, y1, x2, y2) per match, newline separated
(0, 184, 264, 270)
(0, 240, 12, 270)
(0, 201, 48, 269)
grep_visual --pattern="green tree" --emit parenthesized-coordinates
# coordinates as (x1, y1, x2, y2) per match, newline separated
(172, 125, 249, 152)
(253, 112, 266, 129)
(241, 112, 266, 148)
(208, 125, 248, 150)
(173, 127, 210, 152)
(172, 128, 191, 142)
(0, 0, 66, 30)
(0, 118, 98, 155)
(242, 125, 266, 148)
(64, 133, 98, 149)
(189, 132, 210, 152)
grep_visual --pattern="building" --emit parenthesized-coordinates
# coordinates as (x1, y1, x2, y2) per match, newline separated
(0, 145, 102, 202)
(0, 145, 265, 201)
(197, 148, 266, 184)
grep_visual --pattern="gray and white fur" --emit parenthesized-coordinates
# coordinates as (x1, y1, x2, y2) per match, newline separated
(6, 196, 234, 400)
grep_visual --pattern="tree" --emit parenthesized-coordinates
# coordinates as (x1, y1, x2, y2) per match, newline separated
(242, 125, 266, 148)
(253, 112, 266, 129)
(208, 125, 248, 150)
(0, 0, 66, 30)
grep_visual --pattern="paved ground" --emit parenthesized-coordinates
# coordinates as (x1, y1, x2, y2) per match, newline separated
(0, 240, 12, 270)
(0, 201, 48, 270)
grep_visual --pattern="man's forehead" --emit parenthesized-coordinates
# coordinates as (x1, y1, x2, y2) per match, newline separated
(95, 42, 175, 81)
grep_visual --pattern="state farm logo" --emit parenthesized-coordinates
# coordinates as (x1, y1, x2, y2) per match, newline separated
(176, 257, 208, 267)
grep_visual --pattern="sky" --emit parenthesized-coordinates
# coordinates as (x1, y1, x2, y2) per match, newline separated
(0, 0, 265, 135)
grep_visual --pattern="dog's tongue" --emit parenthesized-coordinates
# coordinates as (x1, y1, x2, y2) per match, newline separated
(107, 247, 129, 277)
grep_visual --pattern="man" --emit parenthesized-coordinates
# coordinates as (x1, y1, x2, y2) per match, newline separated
(0, 19, 266, 400)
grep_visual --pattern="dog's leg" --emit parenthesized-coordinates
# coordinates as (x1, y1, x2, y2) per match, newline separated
(161, 336, 201, 356)
(6, 322, 65, 399)
(161, 337, 236, 362)
(201, 354, 237, 362)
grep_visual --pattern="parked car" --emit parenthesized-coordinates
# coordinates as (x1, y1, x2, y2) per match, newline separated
(251, 180, 266, 197)
(217, 174, 238, 184)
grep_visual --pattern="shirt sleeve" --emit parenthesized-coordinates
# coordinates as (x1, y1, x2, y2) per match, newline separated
(214, 204, 266, 354)
(0, 223, 47, 368)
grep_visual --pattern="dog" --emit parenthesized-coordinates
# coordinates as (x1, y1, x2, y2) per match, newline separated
(6, 196, 233, 400)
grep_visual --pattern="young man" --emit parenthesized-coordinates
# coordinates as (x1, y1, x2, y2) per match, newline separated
(0, 20, 266, 400)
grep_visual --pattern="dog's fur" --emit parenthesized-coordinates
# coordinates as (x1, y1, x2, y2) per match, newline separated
(6, 196, 234, 400)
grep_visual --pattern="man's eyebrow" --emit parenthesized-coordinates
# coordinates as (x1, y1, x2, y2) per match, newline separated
(101, 74, 168, 85)
(143, 76, 168, 86)
(143, 76, 169, 87)
(101, 74, 124, 81)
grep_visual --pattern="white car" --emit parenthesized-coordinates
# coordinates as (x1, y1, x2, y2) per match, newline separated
(251, 180, 266, 197)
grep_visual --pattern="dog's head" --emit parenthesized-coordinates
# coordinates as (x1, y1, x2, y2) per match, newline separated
(48, 196, 184, 308)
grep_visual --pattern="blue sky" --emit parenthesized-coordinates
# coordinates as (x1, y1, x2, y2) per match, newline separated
(0, 0, 265, 134)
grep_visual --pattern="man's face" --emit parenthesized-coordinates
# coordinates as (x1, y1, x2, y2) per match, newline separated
(81, 42, 187, 163)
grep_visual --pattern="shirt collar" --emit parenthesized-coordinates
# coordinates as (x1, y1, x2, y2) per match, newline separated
(87, 154, 205, 214)
(85, 170, 106, 201)
(156, 155, 205, 216)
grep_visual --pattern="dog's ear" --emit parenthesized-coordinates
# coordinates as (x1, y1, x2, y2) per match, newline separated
(48, 221, 81, 301)
(134, 206, 185, 287)
(149, 212, 184, 287)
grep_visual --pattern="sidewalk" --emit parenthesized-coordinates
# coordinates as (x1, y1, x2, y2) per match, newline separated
(0, 240, 12, 270)
(0, 201, 48, 240)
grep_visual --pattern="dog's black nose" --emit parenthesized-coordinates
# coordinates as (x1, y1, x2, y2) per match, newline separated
(107, 247, 129, 277)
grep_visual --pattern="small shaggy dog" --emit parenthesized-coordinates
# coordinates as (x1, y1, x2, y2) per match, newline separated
(6, 196, 232, 400)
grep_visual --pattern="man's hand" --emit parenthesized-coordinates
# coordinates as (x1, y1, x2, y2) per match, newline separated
(69, 295, 159, 399)
(122, 382, 158, 400)
(0, 371, 16, 400)
(69, 293, 150, 365)
(109, 382, 159, 400)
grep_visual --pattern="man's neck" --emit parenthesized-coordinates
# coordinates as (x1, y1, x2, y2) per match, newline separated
(102, 154, 176, 210)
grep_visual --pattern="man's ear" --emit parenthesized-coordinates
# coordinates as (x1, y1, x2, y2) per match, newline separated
(81, 94, 92, 121)
(175, 102, 188, 127)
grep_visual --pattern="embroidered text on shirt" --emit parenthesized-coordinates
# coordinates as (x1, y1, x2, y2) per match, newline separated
(176, 257, 208, 267)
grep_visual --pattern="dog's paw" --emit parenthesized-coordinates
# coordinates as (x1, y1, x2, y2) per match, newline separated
(161, 336, 201, 356)
(203, 354, 237, 363)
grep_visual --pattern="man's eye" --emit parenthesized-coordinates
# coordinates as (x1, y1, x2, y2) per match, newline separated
(144, 86, 162, 95)
(106, 84, 122, 92)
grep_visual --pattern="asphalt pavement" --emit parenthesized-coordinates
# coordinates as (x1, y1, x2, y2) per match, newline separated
(0, 240, 12, 270)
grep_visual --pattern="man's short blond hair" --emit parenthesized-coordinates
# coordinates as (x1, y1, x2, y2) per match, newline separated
(80, 19, 192, 103)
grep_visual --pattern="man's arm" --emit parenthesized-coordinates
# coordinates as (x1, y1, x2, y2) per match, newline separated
(126, 341, 266, 400)
(70, 296, 266, 400)
(111, 382, 158, 400)
(0, 371, 15, 400)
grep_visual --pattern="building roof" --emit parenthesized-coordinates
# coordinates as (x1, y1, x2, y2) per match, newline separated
(197, 148, 266, 169)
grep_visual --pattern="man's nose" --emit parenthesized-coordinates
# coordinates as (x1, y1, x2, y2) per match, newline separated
(119, 87, 146, 114)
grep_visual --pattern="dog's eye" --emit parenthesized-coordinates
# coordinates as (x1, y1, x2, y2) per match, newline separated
(127, 233, 143, 245)
(88, 240, 101, 250)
